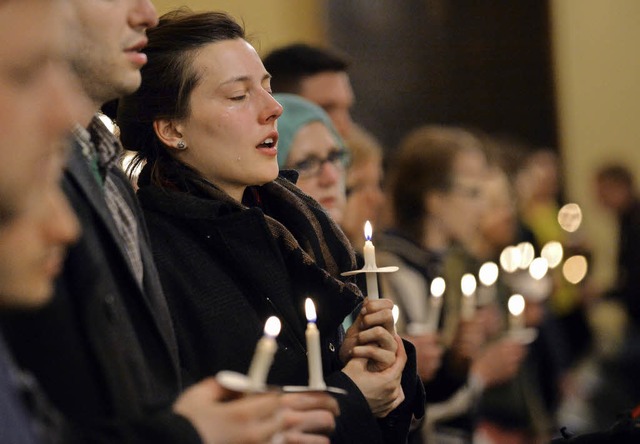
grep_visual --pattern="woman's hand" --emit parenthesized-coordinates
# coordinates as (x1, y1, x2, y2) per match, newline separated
(340, 298, 398, 371)
(173, 378, 339, 444)
(341, 335, 406, 418)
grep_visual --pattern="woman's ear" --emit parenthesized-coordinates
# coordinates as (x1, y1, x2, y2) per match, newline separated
(153, 119, 186, 151)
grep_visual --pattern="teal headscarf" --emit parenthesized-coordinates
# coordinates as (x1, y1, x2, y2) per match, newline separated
(274, 93, 346, 169)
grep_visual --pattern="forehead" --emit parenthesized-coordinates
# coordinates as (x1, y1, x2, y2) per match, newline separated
(299, 71, 354, 106)
(452, 148, 487, 178)
(288, 121, 338, 157)
(0, 0, 66, 56)
(191, 38, 265, 84)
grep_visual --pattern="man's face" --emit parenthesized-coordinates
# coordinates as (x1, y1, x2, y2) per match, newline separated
(0, 0, 85, 221)
(299, 71, 355, 138)
(0, 0, 82, 307)
(68, 0, 158, 106)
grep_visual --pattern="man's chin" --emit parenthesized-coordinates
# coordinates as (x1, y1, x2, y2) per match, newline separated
(0, 283, 53, 310)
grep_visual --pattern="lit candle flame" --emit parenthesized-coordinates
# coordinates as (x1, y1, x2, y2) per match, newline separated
(461, 273, 477, 296)
(479, 262, 499, 286)
(364, 220, 372, 241)
(517, 242, 535, 269)
(392, 305, 399, 325)
(430, 277, 446, 298)
(264, 316, 281, 338)
(508, 294, 525, 317)
(562, 255, 588, 284)
(305, 298, 317, 323)
(529, 257, 549, 280)
(558, 203, 583, 233)
(500, 245, 522, 273)
(541, 241, 563, 269)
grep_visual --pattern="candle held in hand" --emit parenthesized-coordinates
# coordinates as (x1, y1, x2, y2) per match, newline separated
(363, 220, 379, 299)
(247, 316, 281, 390)
(305, 298, 326, 390)
(508, 294, 525, 331)
(427, 277, 445, 332)
(460, 273, 477, 320)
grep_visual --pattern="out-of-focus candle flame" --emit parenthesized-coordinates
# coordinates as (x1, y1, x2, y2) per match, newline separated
(461, 274, 477, 296)
(529, 257, 549, 280)
(500, 245, 522, 273)
(264, 316, 281, 338)
(558, 203, 583, 233)
(392, 305, 399, 325)
(479, 262, 499, 286)
(563, 255, 588, 284)
(517, 242, 535, 269)
(541, 241, 564, 269)
(508, 294, 525, 317)
(430, 277, 446, 298)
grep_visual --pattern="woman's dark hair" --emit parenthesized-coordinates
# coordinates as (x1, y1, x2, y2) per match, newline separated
(117, 9, 245, 185)
(386, 125, 483, 241)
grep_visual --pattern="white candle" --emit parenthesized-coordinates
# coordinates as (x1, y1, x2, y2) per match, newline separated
(305, 298, 326, 390)
(363, 221, 379, 299)
(427, 277, 445, 332)
(247, 316, 281, 390)
(478, 261, 499, 305)
(508, 294, 526, 331)
(460, 273, 477, 320)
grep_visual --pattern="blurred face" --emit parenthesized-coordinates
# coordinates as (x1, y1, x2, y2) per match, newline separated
(0, 0, 83, 307)
(0, 149, 80, 307)
(0, 0, 86, 222)
(299, 71, 355, 138)
(173, 39, 283, 201)
(342, 156, 385, 248)
(479, 171, 517, 252)
(286, 121, 347, 223)
(596, 177, 630, 213)
(68, 0, 158, 106)
(438, 149, 488, 245)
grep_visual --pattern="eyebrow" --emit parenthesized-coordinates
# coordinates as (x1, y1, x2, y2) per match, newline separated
(220, 73, 272, 86)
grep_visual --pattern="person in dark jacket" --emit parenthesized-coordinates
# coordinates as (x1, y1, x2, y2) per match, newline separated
(118, 9, 423, 444)
(2, 1, 340, 443)
(0, 1, 84, 441)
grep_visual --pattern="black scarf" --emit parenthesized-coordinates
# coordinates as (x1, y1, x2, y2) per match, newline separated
(138, 161, 363, 332)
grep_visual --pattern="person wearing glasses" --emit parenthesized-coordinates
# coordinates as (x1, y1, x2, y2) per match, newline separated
(117, 10, 425, 443)
(274, 93, 351, 224)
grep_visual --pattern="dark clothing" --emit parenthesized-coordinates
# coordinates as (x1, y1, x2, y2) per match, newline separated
(0, 333, 48, 444)
(2, 126, 201, 443)
(609, 200, 640, 325)
(551, 407, 640, 443)
(137, 165, 423, 443)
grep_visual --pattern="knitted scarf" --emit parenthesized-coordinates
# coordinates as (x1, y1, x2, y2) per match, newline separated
(138, 160, 363, 332)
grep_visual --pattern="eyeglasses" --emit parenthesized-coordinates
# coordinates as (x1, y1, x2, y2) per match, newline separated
(448, 181, 483, 199)
(289, 149, 350, 178)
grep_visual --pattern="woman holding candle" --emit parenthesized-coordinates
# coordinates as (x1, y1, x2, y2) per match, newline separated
(117, 10, 422, 443)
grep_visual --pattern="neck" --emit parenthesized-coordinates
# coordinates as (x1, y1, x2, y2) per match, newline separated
(77, 96, 104, 128)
